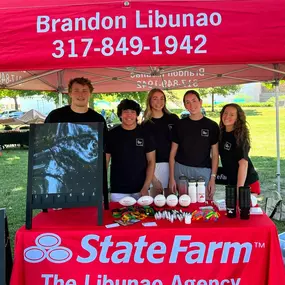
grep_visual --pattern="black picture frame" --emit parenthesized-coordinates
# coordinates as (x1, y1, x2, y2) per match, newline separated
(0, 208, 12, 285)
(0, 208, 4, 285)
(25, 123, 105, 229)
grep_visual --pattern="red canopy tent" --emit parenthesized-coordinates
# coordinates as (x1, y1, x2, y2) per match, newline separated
(0, 0, 284, 92)
(0, 0, 285, 190)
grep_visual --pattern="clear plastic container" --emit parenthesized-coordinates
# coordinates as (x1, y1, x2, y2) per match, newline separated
(178, 175, 188, 196)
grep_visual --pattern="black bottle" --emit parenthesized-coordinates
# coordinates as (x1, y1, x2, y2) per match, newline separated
(239, 186, 251, 220)
(225, 185, 237, 218)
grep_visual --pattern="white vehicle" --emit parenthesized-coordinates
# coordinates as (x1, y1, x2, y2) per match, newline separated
(0, 110, 18, 118)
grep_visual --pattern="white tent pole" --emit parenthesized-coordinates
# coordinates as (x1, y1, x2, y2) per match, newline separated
(57, 70, 64, 108)
(274, 79, 281, 193)
(58, 92, 63, 108)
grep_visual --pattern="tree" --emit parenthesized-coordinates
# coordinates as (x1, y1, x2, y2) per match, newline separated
(197, 86, 241, 111)
(93, 91, 149, 108)
(118, 91, 148, 107)
(93, 90, 182, 110)
(0, 89, 69, 110)
(262, 80, 285, 90)
(165, 90, 184, 108)
(43, 92, 69, 106)
(0, 89, 38, 110)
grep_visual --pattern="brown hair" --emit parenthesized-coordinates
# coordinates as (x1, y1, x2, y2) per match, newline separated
(117, 99, 141, 121)
(219, 103, 251, 150)
(143, 88, 170, 122)
(68, 77, 94, 93)
(183, 90, 201, 103)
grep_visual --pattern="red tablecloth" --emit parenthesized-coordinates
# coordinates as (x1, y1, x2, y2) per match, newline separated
(10, 205, 285, 285)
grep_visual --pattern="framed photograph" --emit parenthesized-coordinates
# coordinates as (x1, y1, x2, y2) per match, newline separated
(26, 123, 104, 228)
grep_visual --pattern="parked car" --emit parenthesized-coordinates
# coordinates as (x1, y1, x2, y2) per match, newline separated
(0, 110, 17, 118)
(0, 110, 24, 118)
(10, 111, 25, 118)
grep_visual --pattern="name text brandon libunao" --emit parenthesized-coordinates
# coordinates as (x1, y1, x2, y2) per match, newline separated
(36, 10, 223, 59)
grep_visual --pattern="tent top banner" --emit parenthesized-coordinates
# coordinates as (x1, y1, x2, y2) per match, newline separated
(1, 64, 285, 92)
(1, 0, 285, 71)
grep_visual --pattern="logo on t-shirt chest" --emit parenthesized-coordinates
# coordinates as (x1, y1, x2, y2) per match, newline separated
(136, 138, 144, 147)
(168, 124, 174, 130)
(224, 141, 232, 151)
(201, 129, 209, 137)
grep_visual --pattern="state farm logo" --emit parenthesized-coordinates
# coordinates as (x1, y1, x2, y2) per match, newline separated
(224, 141, 232, 151)
(168, 124, 174, 130)
(23, 233, 257, 265)
(24, 233, 72, 264)
(136, 138, 144, 147)
(201, 129, 209, 137)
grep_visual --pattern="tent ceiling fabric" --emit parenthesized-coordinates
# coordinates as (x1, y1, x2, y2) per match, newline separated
(0, 0, 284, 92)
(1, 64, 285, 93)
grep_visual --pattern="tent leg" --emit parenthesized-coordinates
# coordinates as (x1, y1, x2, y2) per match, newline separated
(58, 92, 63, 108)
(274, 80, 281, 193)
(57, 70, 64, 108)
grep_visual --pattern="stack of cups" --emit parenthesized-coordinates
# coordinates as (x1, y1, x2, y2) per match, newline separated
(225, 185, 237, 218)
(239, 186, 251, 220)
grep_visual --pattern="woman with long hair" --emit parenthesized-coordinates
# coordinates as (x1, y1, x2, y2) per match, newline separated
(143, 88, 179, 196)
(169, 90, 219, 200)
(219, 103, 260, 194)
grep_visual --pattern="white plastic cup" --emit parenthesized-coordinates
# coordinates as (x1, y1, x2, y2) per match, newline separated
(185, 214, 192, 224)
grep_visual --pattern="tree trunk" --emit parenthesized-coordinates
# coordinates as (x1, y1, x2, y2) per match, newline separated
(211, 93, 215, 112)
(89, 95, 95, 110)
(13, 96, 19, 110)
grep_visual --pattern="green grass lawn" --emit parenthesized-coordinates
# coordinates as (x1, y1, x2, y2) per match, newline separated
(0, 107, 285, 251)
